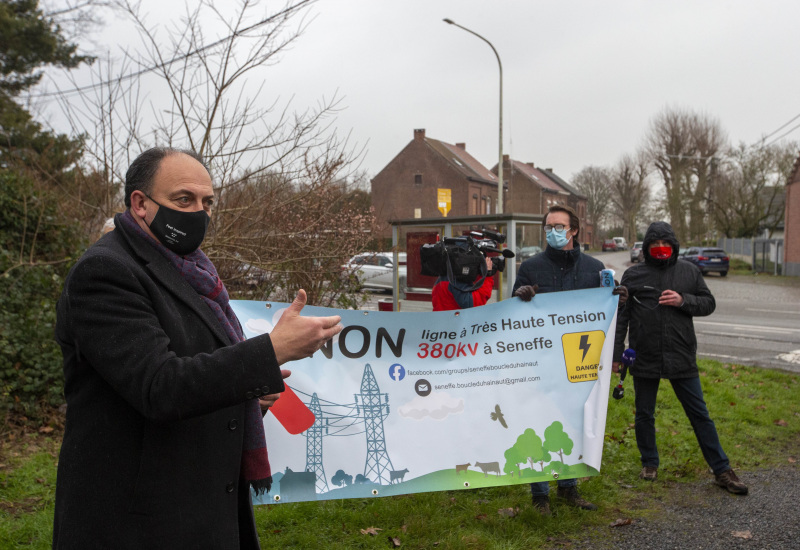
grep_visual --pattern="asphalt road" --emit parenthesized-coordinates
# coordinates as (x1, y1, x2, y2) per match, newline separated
(364, 249, 800, 373)
(598, 249, 800, 374)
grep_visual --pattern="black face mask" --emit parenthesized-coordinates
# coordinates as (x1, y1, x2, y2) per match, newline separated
(145, 195, 210, 256)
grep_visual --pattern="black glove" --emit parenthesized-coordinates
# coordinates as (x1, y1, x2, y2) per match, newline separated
(514, 284, 539, 302)
(612, 282, 628, 305)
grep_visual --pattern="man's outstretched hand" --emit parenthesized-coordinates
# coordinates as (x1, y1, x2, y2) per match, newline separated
(270, 289, 342, 365)
(514, 284, 539, 302)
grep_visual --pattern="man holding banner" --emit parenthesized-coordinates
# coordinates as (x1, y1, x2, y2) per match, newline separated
(513, 205, 627, 515)
(53, 147, 342, 549)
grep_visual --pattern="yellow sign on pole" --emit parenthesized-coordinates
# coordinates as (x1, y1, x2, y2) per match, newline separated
(437, 188, 452, 217)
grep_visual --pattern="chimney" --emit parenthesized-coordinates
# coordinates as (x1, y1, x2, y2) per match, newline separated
(414, 128, 426, 141)
(503, 154, 510, 161)
(455, 142, 466, 150)
(545, 168, 553, 172)
(526, 162, 534, 168)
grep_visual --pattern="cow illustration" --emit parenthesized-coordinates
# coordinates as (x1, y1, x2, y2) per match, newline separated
(389, 468, 409, 484)
(474, 461, 501, 477)
(455, 463, 471, 475)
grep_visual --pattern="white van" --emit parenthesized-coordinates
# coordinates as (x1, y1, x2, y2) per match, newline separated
(612, 237, 628, 250)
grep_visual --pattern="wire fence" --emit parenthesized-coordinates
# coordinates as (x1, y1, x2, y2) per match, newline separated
(717, 237, 784, 275)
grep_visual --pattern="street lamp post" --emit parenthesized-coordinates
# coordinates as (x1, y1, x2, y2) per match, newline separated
(443, 18, 504, 214)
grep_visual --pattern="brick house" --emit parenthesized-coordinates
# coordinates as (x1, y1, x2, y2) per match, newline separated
(491, 156, 593, 247)
(784, 153, 800, 276)
(371, 129, 501, 238)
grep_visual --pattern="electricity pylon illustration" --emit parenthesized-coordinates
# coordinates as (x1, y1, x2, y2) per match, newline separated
(356, 364, 394, 484)
(304, 393, 328, 493)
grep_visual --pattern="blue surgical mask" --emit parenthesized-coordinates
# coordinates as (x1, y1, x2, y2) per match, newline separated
(546, 228, 570, 249)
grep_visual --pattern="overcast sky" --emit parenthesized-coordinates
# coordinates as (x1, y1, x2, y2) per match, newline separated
(51, 0, 800, 183)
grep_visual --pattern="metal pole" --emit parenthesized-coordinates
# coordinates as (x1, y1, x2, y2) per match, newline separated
(443, 18, 504, 213)
(392, 225, 399, 310)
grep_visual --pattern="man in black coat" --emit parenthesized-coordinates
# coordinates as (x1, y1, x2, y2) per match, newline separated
(613, 221, 747, 495)
(513, 205, 627, 515)
(53, 148, 343, 549)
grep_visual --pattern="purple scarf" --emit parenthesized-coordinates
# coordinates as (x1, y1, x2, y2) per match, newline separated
(120, 211, 271, 494)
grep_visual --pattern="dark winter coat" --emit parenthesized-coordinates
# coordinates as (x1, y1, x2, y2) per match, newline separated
(613, 221, 715, 379)
(53, 216, 284, 549)
(513, 240, 606, 295)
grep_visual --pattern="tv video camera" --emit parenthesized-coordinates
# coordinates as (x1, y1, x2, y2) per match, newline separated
(419, 228, 515, 285)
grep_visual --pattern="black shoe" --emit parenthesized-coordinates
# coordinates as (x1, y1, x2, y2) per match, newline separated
(555, 486, 597, 511)
(715, 469, 748, 495)
(639, 466, 658, 481)
(531, 495, 551, 515)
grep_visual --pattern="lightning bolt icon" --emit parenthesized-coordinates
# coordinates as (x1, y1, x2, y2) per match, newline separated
(579, 334, 591, 362)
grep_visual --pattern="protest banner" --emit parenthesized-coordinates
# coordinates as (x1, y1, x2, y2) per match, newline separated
(230, 287, 618, 504)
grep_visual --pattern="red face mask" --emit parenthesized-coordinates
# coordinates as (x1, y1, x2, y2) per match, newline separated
(650, 246, 672, 260)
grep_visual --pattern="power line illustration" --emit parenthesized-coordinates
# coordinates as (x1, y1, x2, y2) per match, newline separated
(292, 363, 394, 489)
(356, 364, 394, 485)
(304, 393, 328, 493)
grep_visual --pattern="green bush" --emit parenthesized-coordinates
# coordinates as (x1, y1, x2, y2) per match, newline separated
(0, 171, 85, 420)
(729, 258, 752, 273)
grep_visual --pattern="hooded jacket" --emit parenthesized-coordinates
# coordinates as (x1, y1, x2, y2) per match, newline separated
(513, 239, 605, 295)
(613, 221, 715, 379)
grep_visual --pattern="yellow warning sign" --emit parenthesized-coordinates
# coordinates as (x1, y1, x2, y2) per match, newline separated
(437, 188, 451, 217)
(561, 331, 605, 383)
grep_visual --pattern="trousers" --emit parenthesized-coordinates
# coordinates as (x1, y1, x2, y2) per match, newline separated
(633, 375, 730, 475)
(530, 477, 577, 497)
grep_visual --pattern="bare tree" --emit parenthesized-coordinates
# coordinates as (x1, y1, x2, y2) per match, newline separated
(688, 113, 727, 242)
(609, 151, 650, 244)
(711, 141, 798, 238)
(42, 0, 112, 42)
(572, 166, 612, 248)
(49, 0, 375, 305)
(645, 106, 728, 243)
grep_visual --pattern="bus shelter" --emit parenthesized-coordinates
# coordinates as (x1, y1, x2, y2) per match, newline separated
(388, 213, 545, 310)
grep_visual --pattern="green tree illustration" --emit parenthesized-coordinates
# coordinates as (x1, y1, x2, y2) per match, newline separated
(526, 429, 552, 472)
(543, 421, 574, 464)
(505, 428, 552, 474)
(504, 444, 526, 476)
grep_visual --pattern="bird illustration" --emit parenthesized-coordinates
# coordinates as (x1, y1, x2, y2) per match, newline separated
(490, 404, 508, 428)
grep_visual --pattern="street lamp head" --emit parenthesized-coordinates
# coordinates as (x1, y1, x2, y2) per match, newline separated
(443, 18, 455, 25)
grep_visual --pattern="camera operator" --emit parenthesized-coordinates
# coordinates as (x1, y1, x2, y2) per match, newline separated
(422, 229, 512, 312)
(432, 255, 495, 311)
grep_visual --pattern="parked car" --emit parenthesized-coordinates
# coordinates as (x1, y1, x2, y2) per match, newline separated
(613, 237, 628, 250)
(602, 239, 617, 252)
(630, 241, 644, 263)
(342, 252, 407, 295)
(681, 247, 729, 276)
(516, 245, 542, 261)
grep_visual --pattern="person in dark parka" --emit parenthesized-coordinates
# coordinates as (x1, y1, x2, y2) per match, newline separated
(53, 148, 343, 549)
(613, 221, 748, 494)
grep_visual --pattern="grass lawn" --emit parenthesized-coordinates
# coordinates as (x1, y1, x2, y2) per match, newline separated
(2, 360, 798, 549)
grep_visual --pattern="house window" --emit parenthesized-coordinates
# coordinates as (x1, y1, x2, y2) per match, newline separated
(414, 174, 422, 185)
